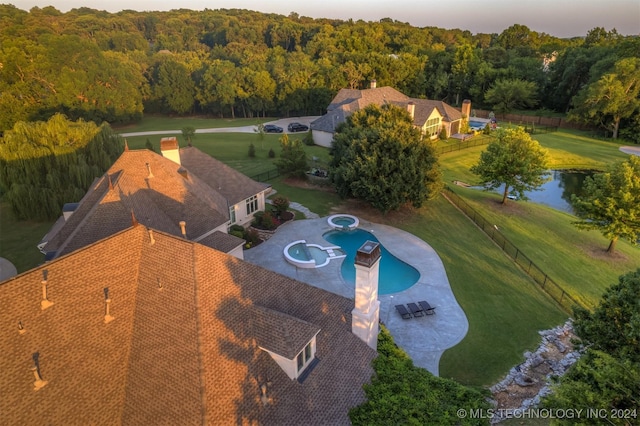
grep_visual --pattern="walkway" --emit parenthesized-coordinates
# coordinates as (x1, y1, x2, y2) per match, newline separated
(620, 145, 640, 157)
(119, 116, 320, 138)
(244, 217, 469, 376)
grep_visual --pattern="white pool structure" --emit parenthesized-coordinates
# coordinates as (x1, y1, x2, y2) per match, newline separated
(327, 214, 359, 230)
(284, 240, 346, 268)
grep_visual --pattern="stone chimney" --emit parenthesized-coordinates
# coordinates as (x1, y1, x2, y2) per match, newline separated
(160, 137, 181, 165)
(407, 102, 415, 121)
(370, 79, 377, 89)
(351, 241, 381, 350)
(461, 99, 471, 119)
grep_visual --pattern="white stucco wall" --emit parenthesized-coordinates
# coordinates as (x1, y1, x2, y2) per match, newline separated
(311, 130, 334, 148)
(232, 189, 268, 227)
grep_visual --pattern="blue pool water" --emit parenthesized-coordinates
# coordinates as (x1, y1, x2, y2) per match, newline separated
(323, 229, 420, 295)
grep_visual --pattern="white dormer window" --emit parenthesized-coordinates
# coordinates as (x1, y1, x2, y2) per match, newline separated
(296, 341, 314, 372)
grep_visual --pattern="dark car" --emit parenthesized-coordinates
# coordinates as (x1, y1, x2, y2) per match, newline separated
(287, 122, 309, 132)
(263, 124, 283, 133)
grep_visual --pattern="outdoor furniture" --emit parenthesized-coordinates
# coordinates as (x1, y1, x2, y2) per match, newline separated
(407, 302, 424, 317)
(418, 300, 436, 315)
(395, 304, 412, 319)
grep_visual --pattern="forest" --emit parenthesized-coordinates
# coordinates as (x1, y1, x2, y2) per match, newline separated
(0, 5, 638, 139)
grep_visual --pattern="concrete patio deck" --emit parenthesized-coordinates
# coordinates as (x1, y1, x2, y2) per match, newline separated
(244, 217, 469, 375)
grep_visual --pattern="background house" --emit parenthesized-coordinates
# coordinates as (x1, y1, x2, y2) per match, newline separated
(1, 225, 377, 424)
(310, 81, 467, 147)
(39, 139, 271, 261)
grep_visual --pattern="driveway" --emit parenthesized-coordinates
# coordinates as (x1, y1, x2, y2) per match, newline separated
(620, 145, 640, 156)
(119, 116, 320, 138)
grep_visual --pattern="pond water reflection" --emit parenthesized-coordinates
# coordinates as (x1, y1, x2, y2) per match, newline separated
(485, 170, 595, 214)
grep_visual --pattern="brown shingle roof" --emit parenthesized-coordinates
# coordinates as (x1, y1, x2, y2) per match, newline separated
(196, 230, 244, 253)
(252, 305, 321, 359)
(1, 226, 376, 425)
(312, 86, 461, 133)
(179, 146, 271, 206)
(44, 149, 243, 257)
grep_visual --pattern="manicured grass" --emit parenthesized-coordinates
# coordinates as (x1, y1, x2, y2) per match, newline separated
(124, 130, 331, 178)
(0, 202, 52, 273)
(448, 186, 640, 310)
(268, 177, 342, 217)
(396, 197, 568, 386)
(438, 130, 640, 310)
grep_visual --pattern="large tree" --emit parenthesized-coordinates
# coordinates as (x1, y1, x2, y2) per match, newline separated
(350, 326, 491, 425)
(543, 269, 640, 422)
(0, 114, 122, 220)
(569, 57, 640, 139)
(571, 156, 640, 254)
(329, 104, 442, 214)
(471, 127, 550, 204)
(484, 78, 538, 113)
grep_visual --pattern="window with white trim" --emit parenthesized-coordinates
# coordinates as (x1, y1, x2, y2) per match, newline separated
(246, 195, 258, 215)
(425, 117, 440, 138)
(296, 341, 314, 372)
(229, 206, 236, 224)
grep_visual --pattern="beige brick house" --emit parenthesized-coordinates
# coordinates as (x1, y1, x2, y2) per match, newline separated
(310, 81, 466, 147)
(39, 138, 271, 261)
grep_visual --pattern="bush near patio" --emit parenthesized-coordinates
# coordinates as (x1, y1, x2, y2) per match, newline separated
(349, 325, 491, 425)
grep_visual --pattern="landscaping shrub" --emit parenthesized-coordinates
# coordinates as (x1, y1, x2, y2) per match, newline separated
(248, 143, 256, 158)
(229, 230, 244, 239)
(253, 210, 279, 230)
(229, 224, 245, 234)
(271, 195, 290, 215)
(303, 131, 315, 146)
(268, 148, 276, 158)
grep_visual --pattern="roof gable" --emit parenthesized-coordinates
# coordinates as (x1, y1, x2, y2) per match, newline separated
(179, 146, 270, 206)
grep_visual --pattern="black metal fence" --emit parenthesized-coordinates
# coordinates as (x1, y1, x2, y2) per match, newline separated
(249, 168, 280, 182)
(442, 186, 584, 313)
(436, 135, 493, 155)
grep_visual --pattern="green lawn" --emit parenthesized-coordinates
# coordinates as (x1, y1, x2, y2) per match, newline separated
(124, 131, 331, 178)
(398, 197, 568, 386)
(438, 131, 640, 310)
(0, 202, 51, 273)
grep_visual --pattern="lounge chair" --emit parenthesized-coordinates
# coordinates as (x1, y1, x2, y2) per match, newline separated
(407, 302, 424, 317)
(418, 300, 436, 315)
(395, 304, 412, 320)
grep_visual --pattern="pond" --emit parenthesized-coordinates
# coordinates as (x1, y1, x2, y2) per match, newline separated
(488, 170, 595, 214)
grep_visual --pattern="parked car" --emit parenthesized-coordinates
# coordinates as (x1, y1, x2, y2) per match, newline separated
(287, 122, 309, 132)
(263, 124, 283, 133)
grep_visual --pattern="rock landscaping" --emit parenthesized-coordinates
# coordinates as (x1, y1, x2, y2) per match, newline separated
(489, 320, 582, 423)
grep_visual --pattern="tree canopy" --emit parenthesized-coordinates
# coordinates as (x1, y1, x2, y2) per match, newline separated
(569, 57, 640, 138)
(0, 114, 123, 220)
(571, 155, 640, 253)
(470, 127, 550, 204)
(274, 134, 308, 178)
(543, 269, 640, 422)
(350, 326, 491, 425)
(329, 104, 442, 213)
(1, 5, 636, 139)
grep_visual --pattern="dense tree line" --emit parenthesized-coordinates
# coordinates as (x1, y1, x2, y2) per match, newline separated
(0, 5, 638, 138)
(0, 113, 123, 220)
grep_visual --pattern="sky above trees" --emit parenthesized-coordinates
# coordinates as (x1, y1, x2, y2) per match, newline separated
(11, 0, 639, 38)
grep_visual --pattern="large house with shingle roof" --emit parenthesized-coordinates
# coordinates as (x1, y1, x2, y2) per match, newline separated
(39, 138, 271, 261)
(310, 81, 468, 147)
(1, 225, 378, 425)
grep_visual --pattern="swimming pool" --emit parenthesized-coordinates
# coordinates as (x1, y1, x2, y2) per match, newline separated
(469, 120, 488, 130)
(323, 229, 420, 295)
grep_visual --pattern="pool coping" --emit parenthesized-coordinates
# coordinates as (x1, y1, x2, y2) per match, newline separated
(243, 217, 469, 376)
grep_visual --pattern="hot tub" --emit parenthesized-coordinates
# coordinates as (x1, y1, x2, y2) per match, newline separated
(327, 214, 359, 230)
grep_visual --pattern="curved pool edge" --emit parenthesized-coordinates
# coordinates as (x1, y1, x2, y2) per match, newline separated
(283, 239, 347, 269)
(327, 214, 359, 230)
